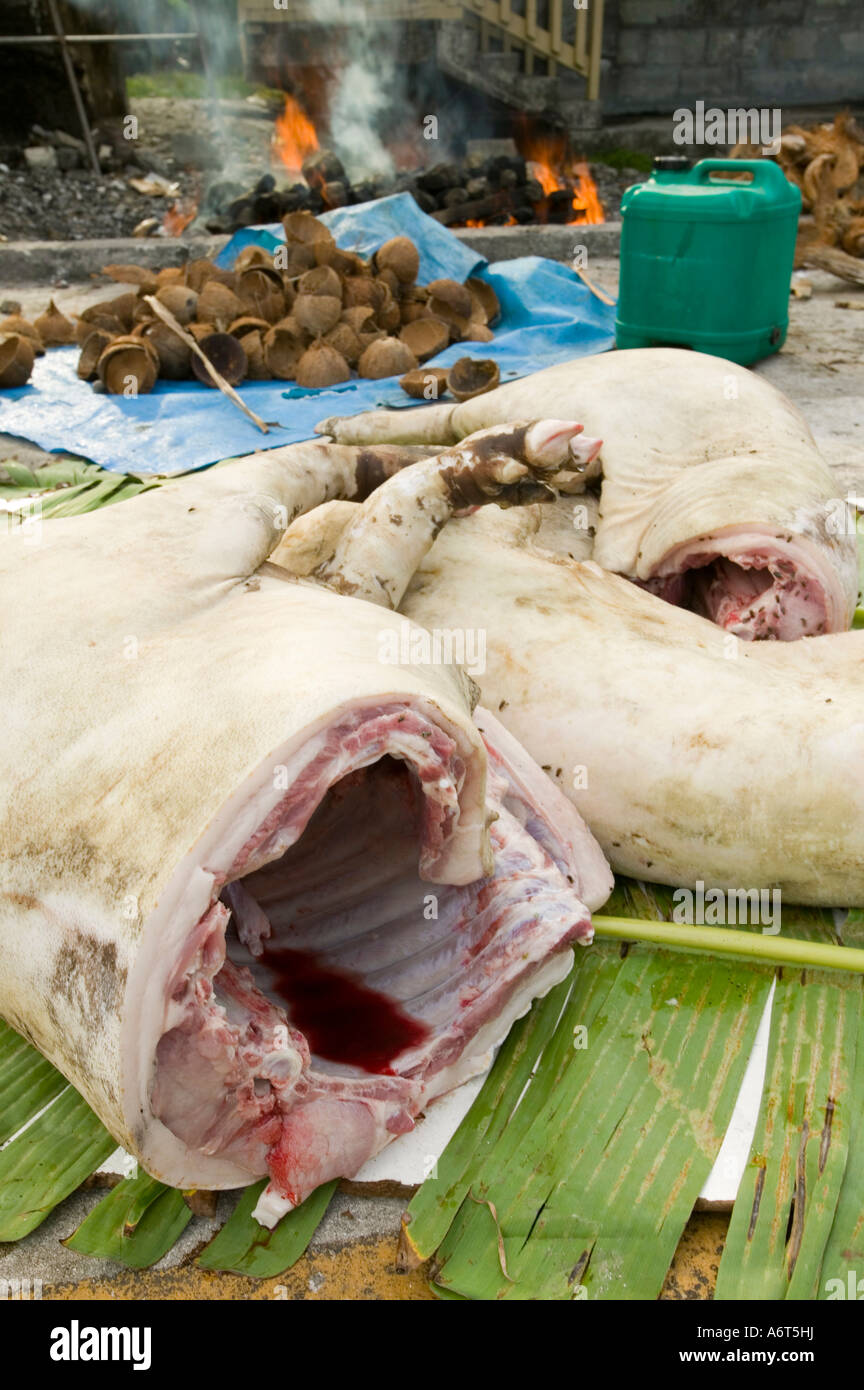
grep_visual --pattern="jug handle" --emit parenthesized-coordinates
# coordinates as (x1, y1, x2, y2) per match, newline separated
(694, 157, 789, 189)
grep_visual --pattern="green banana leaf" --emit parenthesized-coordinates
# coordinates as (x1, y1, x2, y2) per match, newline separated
(197, 1178, 338, 1277)
(63, 1170, 192, 1270)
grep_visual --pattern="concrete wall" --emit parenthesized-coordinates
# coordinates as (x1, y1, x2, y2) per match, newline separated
(600, 0, 864, 115)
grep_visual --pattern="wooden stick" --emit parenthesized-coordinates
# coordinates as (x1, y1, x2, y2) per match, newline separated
(797, 243, 864, 287)
(143, 295, 274, 434)
(572, 264, 616, 306)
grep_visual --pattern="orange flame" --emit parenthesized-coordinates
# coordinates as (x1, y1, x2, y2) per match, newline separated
(526, 154, 603, 224)
(273, 94, 320, 178)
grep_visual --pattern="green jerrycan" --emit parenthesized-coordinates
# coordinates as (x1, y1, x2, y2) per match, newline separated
(615, 157, 802, 366)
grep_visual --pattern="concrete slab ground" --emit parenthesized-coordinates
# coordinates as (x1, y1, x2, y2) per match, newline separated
(0, 236, 861, 1300)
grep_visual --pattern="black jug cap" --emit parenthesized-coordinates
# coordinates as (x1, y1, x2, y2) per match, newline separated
(653, 155, 692, 172)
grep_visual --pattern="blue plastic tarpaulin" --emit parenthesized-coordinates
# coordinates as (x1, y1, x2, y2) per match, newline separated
(0, 194, 615, 475)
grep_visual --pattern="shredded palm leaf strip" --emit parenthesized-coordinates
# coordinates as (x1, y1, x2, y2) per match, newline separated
(0, 458, 163, 523)
(0, 1081, 115, 1241)
(820, 913, 864, 1300)
(63, 1169, 192, 1270)
(196, 1178, 338, 1277)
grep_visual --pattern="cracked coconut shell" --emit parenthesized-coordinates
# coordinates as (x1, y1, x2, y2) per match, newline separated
(98, 335, 159, 395)
(298, 265, 342, 299)
(399, 366, 449, 400)
(357, 336, 417, 379)
(140, 321, 191, 379)
(446, 355, 499, 401)
(373, 236, 420, 285)
(293, 293, 342, 337)
(263, 323, 306, 379)
(76, 329, 113, 381)
(294, 342, 351, 388)
(399, 317, 449, 362)
(196, 281, 245, 331)
(33, 300, 76, 347)
(466, 277, 501, 325)
(191, 332, 247, 388)
(283, 211, 334, 247)
(0, 334, 35, 388)
(155, 284, 199, 326)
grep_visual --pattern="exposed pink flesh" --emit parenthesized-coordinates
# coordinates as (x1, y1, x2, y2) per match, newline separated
(151, 703, 601, 1225)
(641, 532, 845, 640)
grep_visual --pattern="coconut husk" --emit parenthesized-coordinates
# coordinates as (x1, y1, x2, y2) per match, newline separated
(76, 328, 113, 381)
(234, 246, 274, 273)
(324, 321, 362, 366)
(101, 264, 159, 294)
(275, 243, 317, 279)
(358, 329, 386, 352)
(373, 236, 419, 285)
(191, 333, 247, 388)
(140, 321, 192, 379)
(399, 366, 449, 400)
(32, 300, 76, 347)
(399, 317, 449, 362)
(466, 277, 501, 326)
(283, 211, 334, 246)
(426, 278, 473, 318)
(237, 330, 269, 380)
(376, 267, 400, 295)
(237, 268, 286, 324)
(189, 322, 217, 343)
(155, 285, 199, 326)
(341, 305, 377, 335)
(294, 342, 351, 388)
(400, 301, 431, 326)
(0, 316, 43, 355)
(447, 355, 499, 401)
(185, 259, 217, 293)
(376, 293, 401, 333)
(0, 334, 36, 388)
(293, 293, 342, 336)
(75, 313, 124, 346)
(314, 240, 357, 276)
(98, 336, 159, 395)
(343, 277, 384, 310)
(132, 298, 157, 326)
(227, 315, 271, 339)
(197, 281, 245, 331)
(298, 265, 342, 299)
(263, 323, 306, 379)
(96, 292, 140, 331)
(427, 297, 470, 339)
(357, 336, 417, 379)
(156, 266, 186, 288)
(461, 321, 494, 343)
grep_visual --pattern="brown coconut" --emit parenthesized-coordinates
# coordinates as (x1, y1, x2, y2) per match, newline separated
(76, 329, 113, 381)
(94, 292, 139, 331)
(33, 300, 76, 347)
(283, 211, 333, 246)
(98, 336, 159, 395)
(428, 297, 470, 339)
(399, 366, 449, 400)
(191, 333, 247, 388)
(343, 276, 386, 310)
(341, 305, 377, 335)
(263, 323, 306, 379)
(156, 266, 186, 288)
(426, 279, 473, 319)
(237, 331, 268, 380)
(357, 336, 417, 379)
(75, 313, 125, 346)
(461, 321, 494, 343)
(184, 259, 218, 293)
(376, 268, 400, 295)
(276, 243, 317, 279)
(373, 236, 420, 285)
(294, 342, 351, 389)
(141, 321, 191, 379)
(234, 246, 274, 273)
(196, 281, 245, 330)
(0, 316, 43, 355)
(227, 315, 271, 340)
(156, 284, 199, 326)
(466, 277, 501, 326)
(298, 265, 342, 299)
(313, 240, 357, 276)
(324, 321, 362, 366)
(293, 293, 342, 337)
(189, 322, 216, 343)
(447, 356, 500, 401)
(399, 317, 449, 362)
(101, 264, 159, 294)
(0, 335, 36, 388)
(376, 293, 401, 333)
(237, 268, 285, 324)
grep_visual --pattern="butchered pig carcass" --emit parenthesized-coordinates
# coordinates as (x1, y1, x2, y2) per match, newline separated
(0, 427, 611, 1226)
(318, 348, 859, 641)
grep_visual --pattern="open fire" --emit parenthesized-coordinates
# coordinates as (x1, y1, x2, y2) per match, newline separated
(263, 91, 604, 230)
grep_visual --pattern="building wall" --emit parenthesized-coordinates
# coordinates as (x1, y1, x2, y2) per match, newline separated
(600, 0, 864, 115)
